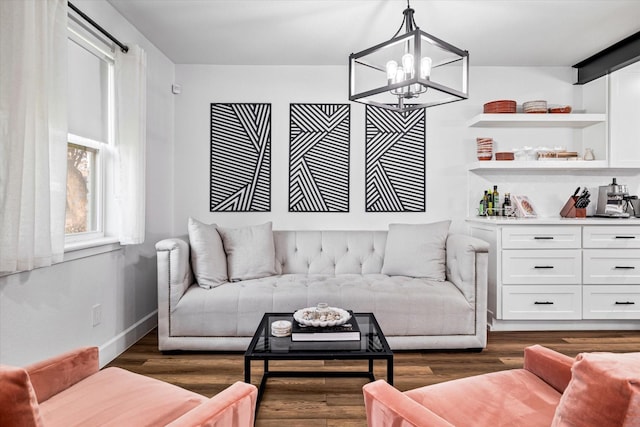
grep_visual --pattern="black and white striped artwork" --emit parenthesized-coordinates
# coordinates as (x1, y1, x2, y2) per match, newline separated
(289, 104, 350, 212)
(365, 105, 425, 212)
(210, 103, 271, 212)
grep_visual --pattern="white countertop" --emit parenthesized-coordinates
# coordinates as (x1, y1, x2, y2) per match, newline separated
(466, 216, 640, 226)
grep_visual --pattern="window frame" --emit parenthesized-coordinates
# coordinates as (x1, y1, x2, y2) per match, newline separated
(64, 22, 116, 249)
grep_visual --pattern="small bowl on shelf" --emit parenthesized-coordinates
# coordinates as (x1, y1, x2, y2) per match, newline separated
(523, 100, 548, 113)
(495, 152, 515, 161)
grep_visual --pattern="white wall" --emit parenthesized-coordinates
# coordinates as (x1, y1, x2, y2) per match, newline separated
(174, 65, 469, 234)
(0, 0, 176, 367)
(174, 64, 640, 234)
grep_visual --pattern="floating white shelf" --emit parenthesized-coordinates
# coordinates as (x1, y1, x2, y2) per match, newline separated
(468, 160, 609, 171)
(467, 113, 607, 128)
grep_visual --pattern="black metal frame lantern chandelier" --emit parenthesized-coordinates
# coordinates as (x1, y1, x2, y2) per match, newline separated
(349, 1, 469, 112)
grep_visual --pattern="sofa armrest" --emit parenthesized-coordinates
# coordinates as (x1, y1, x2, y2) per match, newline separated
(524, 345, 574, 394)
(166, 382, 257, 427)
(156, 237, 193, 350)
(156, 237, 193, 309)
(25, 346, 99, 403)
(363, 380, 454, 427)
(445, 234, 489, 302)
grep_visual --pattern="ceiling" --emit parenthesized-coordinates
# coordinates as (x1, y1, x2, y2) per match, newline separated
(106, 0, 640, 67)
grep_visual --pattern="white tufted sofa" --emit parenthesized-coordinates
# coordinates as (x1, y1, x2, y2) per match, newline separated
(155, 230, 489, 352)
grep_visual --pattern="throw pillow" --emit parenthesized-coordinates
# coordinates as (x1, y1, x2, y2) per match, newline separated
(217, 222, 277, 281)
(187, 217, 228, 288)
(551, 351, 640, 427)
(381, 221, 451, 280)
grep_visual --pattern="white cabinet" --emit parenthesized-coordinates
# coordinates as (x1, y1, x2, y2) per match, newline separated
(469, 220, 640, 329)
(503, 285, 582, 320)
(583, 285, 640, 319)
(502, 250, 581, 285)
(609, 61, 640, 168)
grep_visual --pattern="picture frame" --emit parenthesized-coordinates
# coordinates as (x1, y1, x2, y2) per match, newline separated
(512, 195, 537, 218)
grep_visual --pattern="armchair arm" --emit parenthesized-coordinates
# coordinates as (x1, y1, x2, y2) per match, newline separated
(25, 346, 99, 403)
(166, 382, 257, 427)
(363, 380, 454, 427)
(524, 345, 574, 394)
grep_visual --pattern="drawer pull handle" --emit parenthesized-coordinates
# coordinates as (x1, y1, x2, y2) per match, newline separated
(615, 301, 636, 305)
(534, 301, 554, 305)
(615, 236, 636, 239)
(614, 266, 636, 270)
(534, 266, 554, 269)
(533, 236, 554, 240)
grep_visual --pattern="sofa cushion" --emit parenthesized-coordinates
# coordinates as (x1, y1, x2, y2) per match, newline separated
(405, 369, 561, 427)
(171, 274, 474, 338)
(382, 221, 451, 280)
(217, 222, 277, 281)
(551, 351, 640, 427)
(188, 217, 228, 288)
(38, 367, 208, 427)
(0, 365, 43, 427)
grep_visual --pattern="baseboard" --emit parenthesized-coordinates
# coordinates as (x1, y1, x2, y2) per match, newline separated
(98, 310, 158, 368)
(489, 318, 640, 332)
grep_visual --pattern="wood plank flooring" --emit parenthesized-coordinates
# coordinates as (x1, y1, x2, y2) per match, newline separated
(107, 329, 640, 427)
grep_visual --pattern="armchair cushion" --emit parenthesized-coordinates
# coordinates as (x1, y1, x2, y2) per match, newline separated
(38, 367, 208, 427)
(0, 365, 43, 427)
(552, 351, 640, 427)
(404, 369, 561, 427)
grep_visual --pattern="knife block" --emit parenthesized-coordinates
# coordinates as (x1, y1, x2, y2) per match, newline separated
(560, 196, 586, 218)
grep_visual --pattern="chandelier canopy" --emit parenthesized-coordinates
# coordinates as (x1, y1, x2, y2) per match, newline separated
(349, 1, 469, 112)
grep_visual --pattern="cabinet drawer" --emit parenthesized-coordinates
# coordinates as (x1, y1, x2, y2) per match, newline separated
(502, 285, 581, 320)
(583, 285, 640, 319)
(583, 249, 640, 285)
(502, 250, 581, 285)
(583, 226, 640, 248)
(502, 226, 581, 249)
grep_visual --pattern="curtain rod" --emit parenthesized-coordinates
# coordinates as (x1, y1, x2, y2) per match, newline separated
(68, 1, 129, 53)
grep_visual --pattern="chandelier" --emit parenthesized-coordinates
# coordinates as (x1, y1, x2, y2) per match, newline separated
(349, 1, 469, 112)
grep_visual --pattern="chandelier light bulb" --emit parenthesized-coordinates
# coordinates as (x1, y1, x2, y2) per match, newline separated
(402, 53, 415, 78)
(420, 56, 433, 79)
(386, 60, 398, 82)
(395, 67, 405, 83)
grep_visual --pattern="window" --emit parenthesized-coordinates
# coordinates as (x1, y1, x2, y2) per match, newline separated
(65, 22, 115, 246)
(66, 138, 99, 234)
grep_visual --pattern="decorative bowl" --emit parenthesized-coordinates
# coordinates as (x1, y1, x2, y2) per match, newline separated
(293, 306, 351, 327)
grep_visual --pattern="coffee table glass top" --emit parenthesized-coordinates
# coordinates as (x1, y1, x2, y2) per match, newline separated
(246, 312, 392, 356)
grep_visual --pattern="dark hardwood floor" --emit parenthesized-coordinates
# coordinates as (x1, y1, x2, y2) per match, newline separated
(107, 329, 640, 427)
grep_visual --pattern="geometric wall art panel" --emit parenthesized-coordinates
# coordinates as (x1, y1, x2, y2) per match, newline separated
(365, 105, 425, 212)
(210, 103, 271, 212)
(289, 103, 350, 212)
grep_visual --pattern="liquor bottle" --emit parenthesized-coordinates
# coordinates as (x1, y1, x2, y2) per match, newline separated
(503, 192, 512, 217)
(479, 192, 486, 216)
(487, 188, 493, 216)
(482, 191, 489, 215)
(492, 185, 500, 216)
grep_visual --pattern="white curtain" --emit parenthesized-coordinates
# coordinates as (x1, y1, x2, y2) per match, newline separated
(115, 44, 147, 245)
(0, 0, 68, 273)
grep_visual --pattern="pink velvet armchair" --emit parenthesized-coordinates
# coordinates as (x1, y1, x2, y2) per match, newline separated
(363, 345, 640, 427)
(0, 347, 257, 427)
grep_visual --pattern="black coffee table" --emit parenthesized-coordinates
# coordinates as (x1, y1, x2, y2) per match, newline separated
(244, 312, 394, 407)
